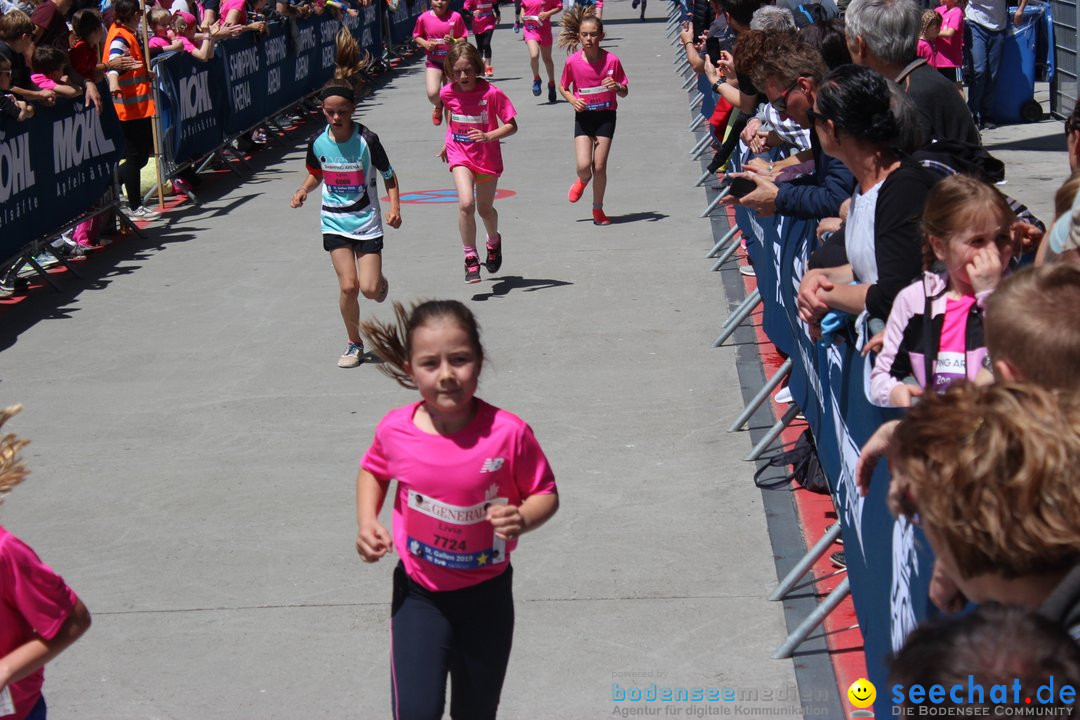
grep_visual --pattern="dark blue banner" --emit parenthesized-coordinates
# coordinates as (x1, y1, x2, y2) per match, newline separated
(155, 50, 228, 165)
(0, 90, 125, 256)
(219, 32, 269, 135)
(388, 0, 428, 46)
(729, 144, 937, 715)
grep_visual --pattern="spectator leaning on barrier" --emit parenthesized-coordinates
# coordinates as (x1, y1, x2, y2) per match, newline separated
(889, 604, 1080, 708)
(68, 9, 104, 80)
(796, 64, 938, 331)
(0, 53, 34, 119)
(30, 45, 79, 96)
(887, 382, 1080, 638)
(0, 10, 57, 106)
(845, 0, 980, 148)
(965, 0, 1027, 130)
(723, 32, 855, 220)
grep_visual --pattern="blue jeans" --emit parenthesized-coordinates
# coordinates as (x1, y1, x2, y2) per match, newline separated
(965, 21, 1005, 121)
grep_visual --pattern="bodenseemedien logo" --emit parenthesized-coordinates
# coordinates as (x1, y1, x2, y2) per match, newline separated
(891, 676, 1076, 716)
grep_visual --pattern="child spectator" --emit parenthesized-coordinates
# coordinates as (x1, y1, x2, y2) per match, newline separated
(918, 9, 939, 64)
(887, 382, 1080, 635)
(932, 0, 963, 92)
(0, 404, 93, 720)
(171, 11, 214, 61)
(890, 604, 1080, 706)
(68, 9, 104, 81)
(0, 54, 34, 120)
(869, 175, 1015, 407)
(29, 46, 79, 97)
(146, 8, 183, 55)
(0, 10, 57, 106)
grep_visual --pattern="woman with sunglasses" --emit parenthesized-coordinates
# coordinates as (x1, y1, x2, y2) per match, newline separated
(796, 63, 937, 333)
(718, 32, 855, 220)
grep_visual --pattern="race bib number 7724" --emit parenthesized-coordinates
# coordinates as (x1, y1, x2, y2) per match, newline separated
(405, 490, 508, 569)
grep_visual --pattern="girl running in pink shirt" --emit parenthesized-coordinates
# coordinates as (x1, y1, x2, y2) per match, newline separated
(464, 0, 498, 77)
(0, 405, 92, 720)
(413, 0, 468, 126)
(356, 299, 559, 720)
(438, 42, 518, 284)
(559, 8, 627, 226)
(519, 0, 562, 102)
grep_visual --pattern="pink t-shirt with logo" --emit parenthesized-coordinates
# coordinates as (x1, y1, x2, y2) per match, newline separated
(413, 10, 467, 69)
(0, 526, 78, 720)
(560, 49, 628, 112)
(465, 0, 498, 35)
(933, 5, 963, 69)
(931, 294, 976, 392)
(440, 78, 516, 177)
(520, 0, 561, 45)
(361, 399, 557, 592)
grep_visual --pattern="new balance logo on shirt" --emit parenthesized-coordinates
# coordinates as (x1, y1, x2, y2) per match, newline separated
(480, 458, 505, 473)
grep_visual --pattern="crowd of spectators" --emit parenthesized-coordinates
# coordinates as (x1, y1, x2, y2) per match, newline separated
(680, 0, 1080, 700)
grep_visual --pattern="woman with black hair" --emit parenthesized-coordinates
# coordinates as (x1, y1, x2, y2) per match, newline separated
(796, 64, 937, 331)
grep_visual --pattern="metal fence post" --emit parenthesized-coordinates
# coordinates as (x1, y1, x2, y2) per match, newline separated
(728, 358, 794, 432)
(772, 577, 851, 659)
(744, 404, 801, 461)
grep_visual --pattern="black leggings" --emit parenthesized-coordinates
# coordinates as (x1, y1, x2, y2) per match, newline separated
(391, 562, 514, 720)
(475, 29, 494, 59)
(120, 117, 154, 209)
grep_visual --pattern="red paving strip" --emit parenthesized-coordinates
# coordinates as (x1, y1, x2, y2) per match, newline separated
(726, 206, 867, 709)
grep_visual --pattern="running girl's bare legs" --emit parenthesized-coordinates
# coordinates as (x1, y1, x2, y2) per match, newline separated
(452, 165, 480, 247)
(526, 39, 541, 79)
(539, 42, 555, 85)
(574, 135, 595, 183)
(425, 67, 444, 109)
(475, 176, 499, 239)
(330, 248, 384, 344)
(591, 136, 613, 207)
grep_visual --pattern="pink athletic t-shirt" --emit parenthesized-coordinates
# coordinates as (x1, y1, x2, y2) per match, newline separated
(917, 38, 934, 63)
(440, 78, 516, 176)
(560, 49, 628, 112)
(178, 35, 199, 53)
(932, 5, 963, 69)
(413, 10, 467, 69)
(520, 0, 561, 46)
(0, 526, 78, 720)
(931, 294, 976, 392)
(221, 0, 247, 24)
(361, 399, 557, 592)
(465, 0, 497, 35)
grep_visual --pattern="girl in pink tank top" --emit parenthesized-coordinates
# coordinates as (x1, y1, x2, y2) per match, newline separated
(356, 300, 559, 719)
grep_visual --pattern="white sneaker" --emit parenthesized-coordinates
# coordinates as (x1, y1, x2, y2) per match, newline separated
(739, 264, 756, 277)
(774, 386, 793, 404)
(129, 205, 161, 220)
(338, 340, 364, 368)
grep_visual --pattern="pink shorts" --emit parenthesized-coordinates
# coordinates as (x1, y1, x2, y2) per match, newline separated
(522, 26, 552, 45)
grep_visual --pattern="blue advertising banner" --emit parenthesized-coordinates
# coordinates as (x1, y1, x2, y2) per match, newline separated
(0, 90, 124, 256)
(155, 50, 228, 165)
(219, 32, 269, 136)
(729, 141, 937, 715)
(388, 0, 428, 46)
(261, 23, 292, 117)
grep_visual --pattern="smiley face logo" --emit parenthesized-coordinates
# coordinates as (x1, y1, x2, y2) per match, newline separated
(847, 678, 876, 709)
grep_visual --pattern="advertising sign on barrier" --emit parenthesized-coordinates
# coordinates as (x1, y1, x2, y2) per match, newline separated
(219, 32, 270, 136)
(0, 92, 125, 258)
(729, 147, 937, 715)
(262, 24, 292, 119)
(155, 50, 228, 165)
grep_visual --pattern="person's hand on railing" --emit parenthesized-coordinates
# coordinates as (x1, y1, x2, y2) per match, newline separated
(889, 383, 923, 408)
(739, 116, 761, 145)
(797, 268, 834, 324)
(860, 327, 884, 357)
(743, 157, 777, 178)
(83, 81, 103, 114)
(855, 418, 898, 497)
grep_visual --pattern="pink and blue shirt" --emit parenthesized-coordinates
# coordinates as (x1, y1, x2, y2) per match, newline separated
(560, 49, 628, 112)
(440, 78, 516, 177)
(305, 123, 394, 240)
(413, 9, 467, 69)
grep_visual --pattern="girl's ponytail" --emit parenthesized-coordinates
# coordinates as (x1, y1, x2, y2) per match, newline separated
(335, 26, 371, 87)
(361, 302, 415, 389)
(559, 6, 599, 51)
(0, 405, 29, 504)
